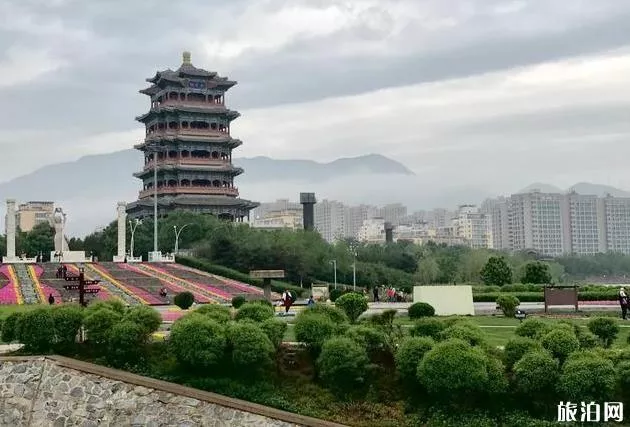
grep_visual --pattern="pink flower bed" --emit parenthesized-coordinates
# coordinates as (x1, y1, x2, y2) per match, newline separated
(580, 300, 617, 305)
(0, 265, 18, 304)
(161, 311, 185, 322)
(170, 264, 263, 295)
(94, 264, 162, 305)
(149, 264, 232, 300)
(40, 284, 62, 304)
(119, 264, 212, 303)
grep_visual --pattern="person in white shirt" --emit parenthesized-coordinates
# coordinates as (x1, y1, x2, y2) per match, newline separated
(619, 287, 628, 320)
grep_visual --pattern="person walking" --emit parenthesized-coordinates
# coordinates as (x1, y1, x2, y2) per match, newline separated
(619, 287, 628, 320)
(373, 285, 380, 302)
(48, 293, 55, 305)
(281, 290, 293, 314)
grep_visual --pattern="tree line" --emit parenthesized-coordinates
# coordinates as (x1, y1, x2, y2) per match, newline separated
(1, 211, 630, 288)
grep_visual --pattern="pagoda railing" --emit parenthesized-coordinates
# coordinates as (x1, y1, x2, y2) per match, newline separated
(139, 186, 239, 199)
(159, 99, 225, 108)
(146, 129, 229, 138)
(144, 158, 230, 169)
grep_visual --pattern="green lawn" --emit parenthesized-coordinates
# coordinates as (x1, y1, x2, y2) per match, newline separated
(0, 305, 39, 321)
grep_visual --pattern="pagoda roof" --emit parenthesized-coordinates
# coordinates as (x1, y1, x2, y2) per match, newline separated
(135, 105, 240, 122)
(133, 164, 244, 178)
(135, 137, 243, 150)
(142, 52, 236, 94)
(128, 194, 259, 209)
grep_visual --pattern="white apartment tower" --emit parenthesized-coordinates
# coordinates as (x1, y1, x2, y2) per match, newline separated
(453, 205, 491, 249)
(600, 195, 630, 254)
(314, 199, 346, 243)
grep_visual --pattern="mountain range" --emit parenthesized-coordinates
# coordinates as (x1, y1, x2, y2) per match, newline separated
(0, 149, 628, 236)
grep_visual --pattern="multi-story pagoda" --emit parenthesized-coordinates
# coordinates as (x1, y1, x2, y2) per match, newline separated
(126, 52, 258, 221)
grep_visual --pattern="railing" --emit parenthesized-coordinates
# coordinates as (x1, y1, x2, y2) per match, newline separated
(146, 128, 229, 138)
(159, 99, 224, 108)
(144, 158, 230, 169)
(139, 186, 238, 199)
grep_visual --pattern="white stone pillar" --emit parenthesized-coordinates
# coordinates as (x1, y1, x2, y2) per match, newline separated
(5, 199, 16, 260)
(117, 202, 127, 259)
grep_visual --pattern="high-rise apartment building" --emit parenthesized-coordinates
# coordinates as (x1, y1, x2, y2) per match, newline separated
(600, 195, 630, 254)
(453, 205, 491, 249)
(565, 192, 605, 255)
(481, 197, 509, 250)
(378, 203, 407, 226)
(314, 199, 346, 243)
(16, 201, 55, 232)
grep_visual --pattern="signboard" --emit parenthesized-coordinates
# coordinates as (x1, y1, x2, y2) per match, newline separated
(311, 285, 329, 301)
(64, 285, 79, 291)
(188, 80, 206, 90)
(83, 289, 100, 294)
(250, 270, 285, 279)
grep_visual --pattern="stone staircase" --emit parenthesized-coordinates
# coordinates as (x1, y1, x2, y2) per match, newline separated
(13, 264, 41, 304)
(134, 264, 225, 303)
(80, 265, 143, 306)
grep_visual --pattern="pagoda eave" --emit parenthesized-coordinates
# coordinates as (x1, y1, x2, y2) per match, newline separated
(133, 165, 244, 179)
(134, 137, 242, 151)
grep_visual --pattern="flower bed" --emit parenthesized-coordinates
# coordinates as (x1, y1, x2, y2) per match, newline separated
(0, 265, 19, 304)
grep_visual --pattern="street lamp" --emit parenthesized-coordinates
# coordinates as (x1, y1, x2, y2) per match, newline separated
(348, 242, 358, 291)
(129, 219, 142, 258)
(330, 260, 337, 289)
(173, 223, 192, 254)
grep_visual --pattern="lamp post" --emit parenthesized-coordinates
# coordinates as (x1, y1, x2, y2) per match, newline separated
(129, 218, 142, 258)
(145, 143, 161, 260)
(348, 241, 358, 291)
(173, 223, 192, 254)
(330, 260, 337, 289)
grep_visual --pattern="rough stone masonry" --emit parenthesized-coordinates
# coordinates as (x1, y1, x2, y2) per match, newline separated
(0, 356, 344, 427)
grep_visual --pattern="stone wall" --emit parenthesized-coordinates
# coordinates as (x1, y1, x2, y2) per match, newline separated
(0, 356, 345, 427)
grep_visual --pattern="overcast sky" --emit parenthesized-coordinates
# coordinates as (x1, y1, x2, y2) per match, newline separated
(2, 0, 630, 194)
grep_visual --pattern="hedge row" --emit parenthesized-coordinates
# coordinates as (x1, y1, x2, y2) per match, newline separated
(175, 256, 305, 297)
(472, 284, 624, 294)
(473, 291, 618, 303)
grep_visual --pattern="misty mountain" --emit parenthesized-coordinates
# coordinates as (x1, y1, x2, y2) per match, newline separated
(519, 182, 630, 197)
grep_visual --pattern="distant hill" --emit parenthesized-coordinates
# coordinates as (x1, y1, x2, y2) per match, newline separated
(519, 182, 630, 197)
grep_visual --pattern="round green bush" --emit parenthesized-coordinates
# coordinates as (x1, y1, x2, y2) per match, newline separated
(235, 302, 274, 323)
(575, 328, 599, 349)
(417, 339, 490, 399)
(558, 355, 616, 402)
(173, 291, 195, 310)
(617, 361, 630, 397)
(17, 308, 55, 353)
(317, 337, 369, 393)
(408, 302, 436, 319)
(294, 312, 336, 353)
(260, 318, 287, 349)
(83, 308, 122, 346)
(231, 295, 246, 309)
(106, 320, 147, 368)
(229, 322, 275, 372)
(169, 316, 227, 369)
(503, 336, 543, 370)
(496, 294, 520, 318)
(513, 350, 559, 397)
(1, 312, 24, 343)
(438, 324, 486, 346)
(395, 336, 434, 381)
(123, 305, 162, 335)
(410, 318, 446, 340)
(345, 325, 388, 356)
(541, 329, 579, 362)
(307, 304, 349, 324)
(587, 317, 620, 348)
(335, 293, 368, 323)
(484, 355, 508, 395)
(51, 304, 85, 350)
(514, 318, 550, 339)
(87, 299, 126, 315)
(194, 304, 232, 324)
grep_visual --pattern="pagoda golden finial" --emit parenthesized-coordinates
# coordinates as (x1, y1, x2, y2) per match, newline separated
(182, 51, 191, 65)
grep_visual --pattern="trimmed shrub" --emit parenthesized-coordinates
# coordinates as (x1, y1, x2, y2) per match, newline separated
(307, 304, 349, 325)
(83, 308, 122, 346)
(438, 323, 485, 346)
(88, 299, 126, 315)
(395, 336, 434, 382)
(174, 291, 195, 310)
(559, 355, 616, 402)
(194, 304, 232, 324)
(345, 325, 389, 356)
(260, 318, 287, 349)
(1, 312, 24, 343)
(515, 318, 550, 339)
(485, 356, 508, 395)
(496, 294, 520, 318)
(541, 329, 579, 363)
(329, 288, 352, 302)
(503, 336, 543, 370)
(417, 339, 490, 400)
(513, 351, 559, 398)
(410, 318, 446, 340)
(231, 295, 246, 309)
(335, 293, 368, 323)
(235, 302, 274, 323)
(617, 361, 630, 400)
(587, 317, 619, 348)
(249, 299, 274, 308)
(169, 316, 227, 369)
(124, 305, 162, 335)
(51, 304, 84, 351)
(228, 322, 275, 373)
(16, 308, 55, 353)
(317, 337, 369, 393)
(408, 302, 435, 319)
(106, 320, 147, 368)
(294, 312, 337, 354)
(575, 328, 599, 349)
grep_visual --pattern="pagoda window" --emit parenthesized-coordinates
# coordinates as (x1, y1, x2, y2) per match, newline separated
(181, 150, 190, 158)
(168, 150, 178, 158)
(220, 152, 227, 160)
(212, 180, 221, 187)
(180, 179, 191, 186)
(214, 95, 222, 103)
(218, 124, 226, 132)
(189, 93, 205, 103)
(191, 150, 209, 159)
(180, 93, 185, 100)
(211, 151, 219, 159)
(169, 92, 178, 100)
(167, 179, 177, 187)
(158, 123, 165, 130)
(168, 121, 178, 129)
(181, 121, 189, 129)
(222, 181, 228, 187)
(210, 122, 217, 130)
